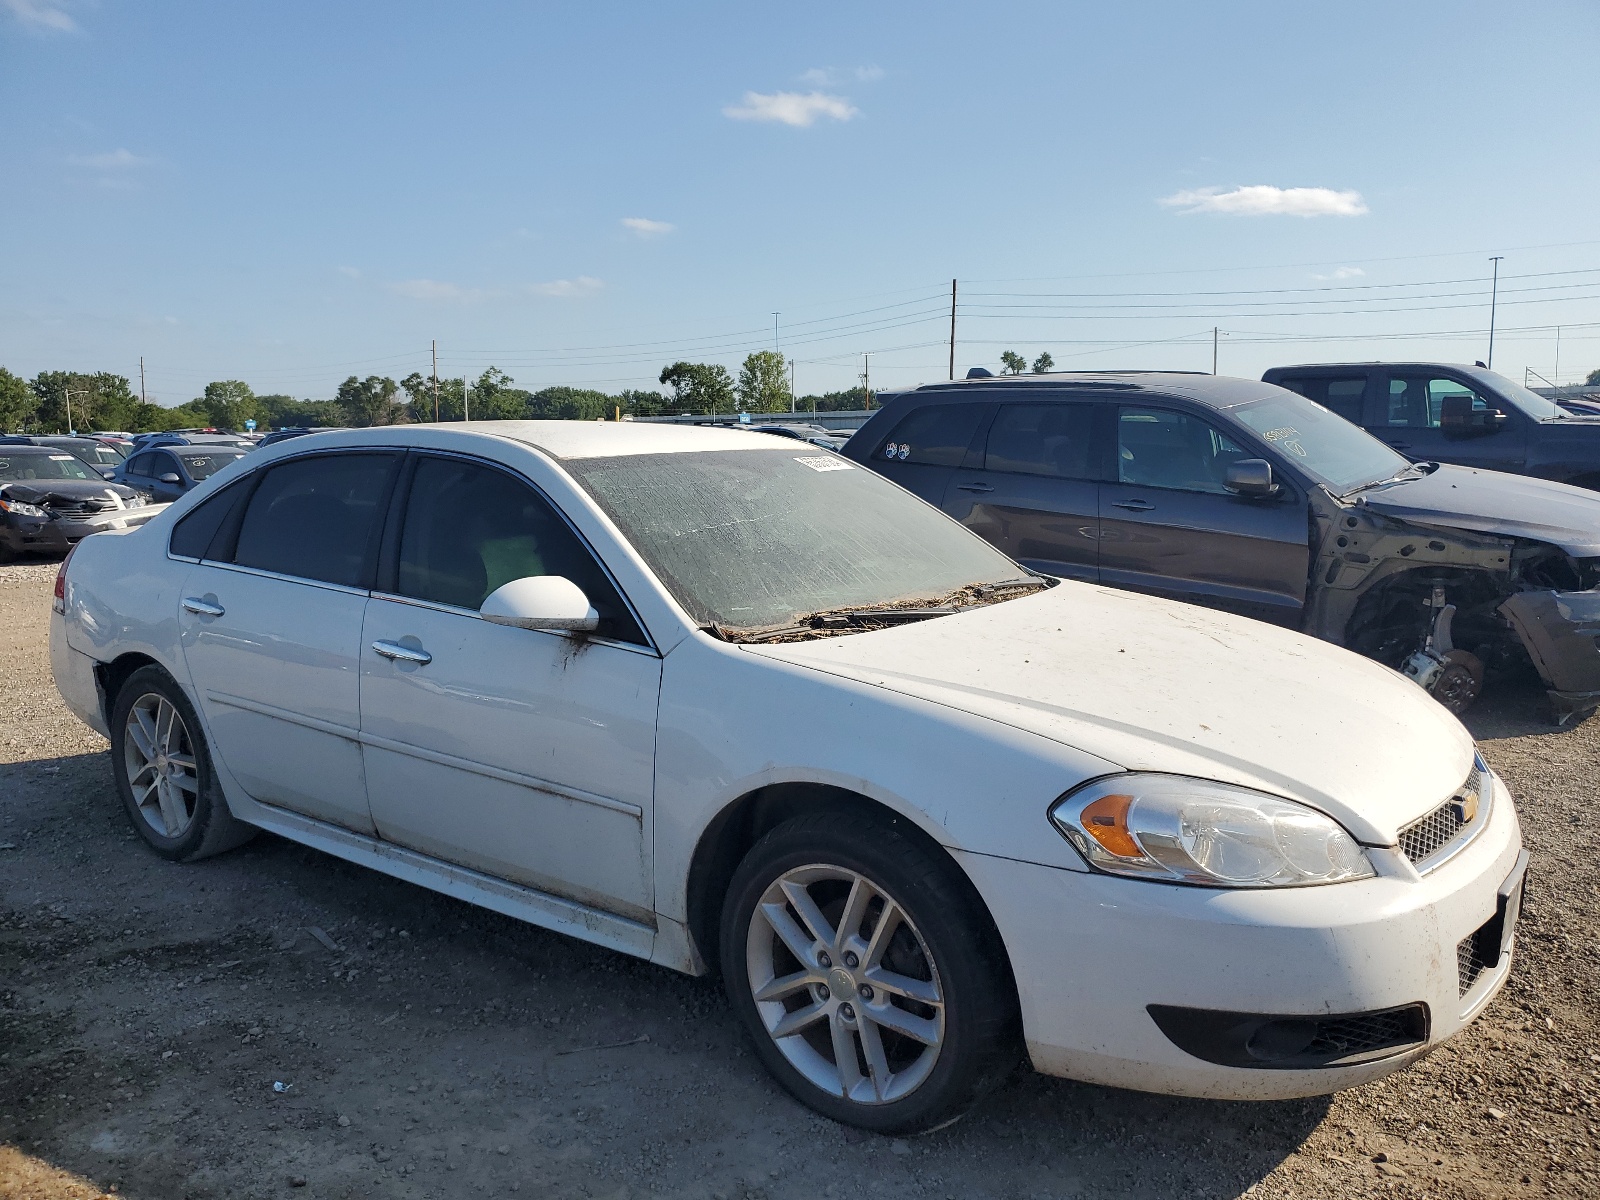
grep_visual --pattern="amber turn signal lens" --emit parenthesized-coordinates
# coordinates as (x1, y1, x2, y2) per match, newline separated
(1079, 793, 1141, 858)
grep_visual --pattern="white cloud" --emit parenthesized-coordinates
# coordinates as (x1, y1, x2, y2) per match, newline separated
(620, 217, 674, 238)
(799, 65, 883, 87)
(1313, 266, 1366, 281)
(526, 276, 603, 297)
(67, 148, 149, 169)
(723, 91, 858, 127)
(3, 0, 75, 32)
(1159, 185, 1368, 217)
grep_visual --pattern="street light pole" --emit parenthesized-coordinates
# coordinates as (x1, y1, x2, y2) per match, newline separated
(1487, 257, 1504, 368)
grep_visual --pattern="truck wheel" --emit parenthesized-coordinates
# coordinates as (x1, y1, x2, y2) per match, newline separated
(1428, 649, 1484, 714)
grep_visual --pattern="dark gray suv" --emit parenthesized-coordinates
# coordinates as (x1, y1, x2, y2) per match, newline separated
(844, 372, 1600, 720)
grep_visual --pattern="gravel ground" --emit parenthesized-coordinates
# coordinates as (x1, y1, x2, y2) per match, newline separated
(1, 556, 1597, 1200)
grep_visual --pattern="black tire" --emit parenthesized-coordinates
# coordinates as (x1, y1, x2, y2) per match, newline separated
(720, 809, 1018, 1134)
(108, 665, 257, 861)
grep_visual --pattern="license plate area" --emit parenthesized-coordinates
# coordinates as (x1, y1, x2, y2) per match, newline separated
(1456, 849, 1530, 997)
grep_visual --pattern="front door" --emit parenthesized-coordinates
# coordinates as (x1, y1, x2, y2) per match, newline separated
(178, 450, 401, 832)
(359, 453, 661, 921)
(943, 401, 1101, 582)
(1370, 372, 1529, 471)
(1098, 406, 1309, 625)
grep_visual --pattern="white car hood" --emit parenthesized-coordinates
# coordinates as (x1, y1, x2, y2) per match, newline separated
(745, 582, 1475, 844)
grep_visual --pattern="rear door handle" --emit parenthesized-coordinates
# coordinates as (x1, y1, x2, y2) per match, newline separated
(371, 640, 432, 666)
(181, 597, 225, 617)
(1111, 499, 1155, 512)
(955, 482, 994, 493)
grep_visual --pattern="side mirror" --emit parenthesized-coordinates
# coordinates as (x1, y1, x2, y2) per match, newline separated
(96, 466, 117, 479)
(1440, 394, 1506, 436)
(1225, 458, 1279, 498)
(480, 575, 599, 632)
(158, 472, 182, 484)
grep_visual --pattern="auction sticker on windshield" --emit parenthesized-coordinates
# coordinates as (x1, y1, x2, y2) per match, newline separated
(794, 456, 853, 472)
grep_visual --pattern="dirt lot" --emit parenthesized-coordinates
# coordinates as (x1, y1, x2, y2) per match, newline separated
(1, 558, 1597, 1200)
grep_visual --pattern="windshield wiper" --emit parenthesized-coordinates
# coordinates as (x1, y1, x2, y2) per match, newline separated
(1342, 461, 1437, 497)
(716, 576, 1052, 644)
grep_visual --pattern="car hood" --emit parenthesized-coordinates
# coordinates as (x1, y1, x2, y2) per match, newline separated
(744, 583, 1475, 844)
(1354, 463, 1600, 557)
(0, 480, 146, 507)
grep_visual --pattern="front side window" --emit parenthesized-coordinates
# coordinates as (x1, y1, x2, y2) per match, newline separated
(394, 456, 644, 643)
(567, 448, 1023, 631)
(1383, 376, 1492, 428)
(1117, 408, 1246, 495)
(875, 403, 984, 466)
(985, 403, 1096, 478)
(232, 453, 398, 588)
(125, 453, 155, 476)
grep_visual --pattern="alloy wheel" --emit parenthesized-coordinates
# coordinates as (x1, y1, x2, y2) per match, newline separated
(745, 863, 945, 1105)
(123, 692, 200, 839)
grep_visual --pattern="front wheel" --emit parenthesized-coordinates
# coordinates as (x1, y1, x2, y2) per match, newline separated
(720, 810, 1017, 1134)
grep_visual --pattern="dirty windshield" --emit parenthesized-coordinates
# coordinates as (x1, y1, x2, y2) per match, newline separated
(567, 448, 1028, 634)
(1230, 391, 1411, 494)
(0, 453, 97, 483)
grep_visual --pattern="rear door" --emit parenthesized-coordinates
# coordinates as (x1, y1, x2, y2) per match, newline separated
(1098, 405, 1309, 625)
(859, 401, 988, 506)
(1370, 370, 1529, 471)
(944, 401, 1102, 582)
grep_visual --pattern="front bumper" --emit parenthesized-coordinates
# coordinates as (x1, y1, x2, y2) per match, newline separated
(1499, 590, 1600, 721)
(1, 505, 164, 555)
(956, 774, 1525, 1101)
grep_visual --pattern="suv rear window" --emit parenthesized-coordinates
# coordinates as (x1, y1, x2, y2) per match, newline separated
(875, 404, 984, 466)
(1274, 376, 1367, 422)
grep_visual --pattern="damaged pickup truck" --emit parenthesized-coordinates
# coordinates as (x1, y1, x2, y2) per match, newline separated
(0, 445, 166, 562)
(847, 372, 1600, 721)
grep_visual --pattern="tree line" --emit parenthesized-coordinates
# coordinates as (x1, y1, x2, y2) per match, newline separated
(0, 350, 878, 434)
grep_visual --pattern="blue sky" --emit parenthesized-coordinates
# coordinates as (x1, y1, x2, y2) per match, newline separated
(3, 0, 1599, 404)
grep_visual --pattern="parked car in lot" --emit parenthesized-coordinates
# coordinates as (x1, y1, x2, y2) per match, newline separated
(53, 421, 1526, 1132)
(0, 445, 164, 560)
(0, 435, 131, 478)
(1261, 362, 1600, 488)
(846, 372, 1600, 720)
(111, 444, 250, 503)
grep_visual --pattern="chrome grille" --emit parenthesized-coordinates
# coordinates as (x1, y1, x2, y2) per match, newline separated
(1398, 757, 1489, 869)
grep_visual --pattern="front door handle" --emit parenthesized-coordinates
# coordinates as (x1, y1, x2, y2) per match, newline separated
(181, 597, 225, 617)
(371, 640, 432, 666)
(955, 482, 994, 493)
(1111, 499, 1155, 512)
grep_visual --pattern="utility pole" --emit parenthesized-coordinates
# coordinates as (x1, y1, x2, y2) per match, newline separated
(772, 312, 780, 354)
(948, 279, 957, 380)
(1487, 257, 1504, 368)
(1213, 327, 1219, 375)
(1555, 325, 1562, 387)
(139, 357, 146, 405)
(63, 383, 83, 435)
(790, 359, 796, 414)
(861, 353, 871, 410)
(463, 376, 470, 422)
(431, 340, 440, 422)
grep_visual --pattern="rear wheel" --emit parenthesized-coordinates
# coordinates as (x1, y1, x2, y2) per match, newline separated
(720, 810, 1017, 1134)
(109, 666, 256, 861)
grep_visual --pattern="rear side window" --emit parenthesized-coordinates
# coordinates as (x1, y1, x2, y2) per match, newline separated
(232, 453, 398, 588)
(395, 456, 645, 644)
(984, 404, 1096, 478)
(1276, 376, 1368, 423)
(169, 480, 250, 560)
(875, 404, 984, 466)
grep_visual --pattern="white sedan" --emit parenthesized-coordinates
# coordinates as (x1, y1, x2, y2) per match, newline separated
(49, 422, 1527, 1133)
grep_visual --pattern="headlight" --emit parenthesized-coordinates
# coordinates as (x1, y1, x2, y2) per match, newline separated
(0, 499, 47, 518)
(1049, 774, 1375, 888)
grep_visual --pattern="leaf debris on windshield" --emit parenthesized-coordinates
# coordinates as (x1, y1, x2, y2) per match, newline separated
(715, 577, 1052, 643)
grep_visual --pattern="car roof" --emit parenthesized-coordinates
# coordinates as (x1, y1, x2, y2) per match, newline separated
(896, 371, 1283, 412)
(282, 420, 797, 460)
(0, 445, 65, 455)
(1264, 362, 1482, 372)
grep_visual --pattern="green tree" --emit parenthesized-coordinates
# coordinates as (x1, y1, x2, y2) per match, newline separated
(31, 371, 139, 433)
(1032, 352, 1055, 374)
(999, 351, 1027, 375)
(0, 367, 37, 432)
(465, 367, 529, 421)
(659, 362, 734, 414)
(737, 351, 790, 413)
(198, 380, 257, 430)
(529, 386, 613, 420)
(1587, 367, 1600, 386)
(616, 389, 667, 417)
(335, 375, 405, 427)
(254, 394, 343, 429)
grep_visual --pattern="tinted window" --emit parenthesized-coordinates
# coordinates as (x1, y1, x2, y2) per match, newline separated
(396, 456, 645, 644)
(151, 452, 181, 478)
(984, 404, 1096, 478)
(125, 453, 155, 476)
(1275, 376, 1367, 423)
(1117, 408, 1247, 495)
(875, 404, 984, 466)
(232, 453, 397, 587)
(170, 480, 250, 559)
(178, 451, 246, 480)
